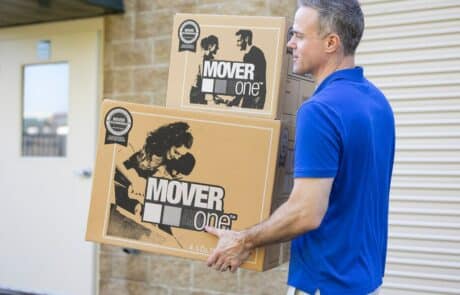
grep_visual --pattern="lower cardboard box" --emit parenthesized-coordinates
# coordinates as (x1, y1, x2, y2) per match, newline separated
(86, 99, 286, 271)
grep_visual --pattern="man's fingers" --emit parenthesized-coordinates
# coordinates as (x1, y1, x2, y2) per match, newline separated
(221, 264, 231, 272)
(207, 249, 219, 267)
(215, 256, 227, 271)
(229, 261, 239, 273)
(205, 228, 245, 273)
(219, 262, 229, 272)
(205, 225, 221, 237)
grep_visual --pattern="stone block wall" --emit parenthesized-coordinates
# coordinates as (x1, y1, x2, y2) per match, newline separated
(101, 0, 296, 294)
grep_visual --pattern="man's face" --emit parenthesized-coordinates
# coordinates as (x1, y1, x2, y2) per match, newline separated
(209, 43, 217, 55)
(237, 35, 247, 51)
(287, 6, 328, 75)
(166, 145, 188, 160)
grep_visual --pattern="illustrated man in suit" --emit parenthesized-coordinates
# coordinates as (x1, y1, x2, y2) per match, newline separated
(227, 29, 267, 109)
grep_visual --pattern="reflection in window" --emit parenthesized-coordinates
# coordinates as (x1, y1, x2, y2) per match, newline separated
(22, 63, 69, 157)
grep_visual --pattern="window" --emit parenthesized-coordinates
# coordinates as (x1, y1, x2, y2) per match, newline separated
(22, 63, 69, 157)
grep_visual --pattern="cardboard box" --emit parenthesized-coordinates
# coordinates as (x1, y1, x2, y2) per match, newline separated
(165, 12, 316, 206)
(86, 99, 285, 271)
(164, 13, 317, 265)
(166, 14, 315, 119)
(166, 14, 291, 119)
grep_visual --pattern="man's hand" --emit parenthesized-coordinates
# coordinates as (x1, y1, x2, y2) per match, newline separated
(204, 178, 332, 274)
(205, 226, 252, 273)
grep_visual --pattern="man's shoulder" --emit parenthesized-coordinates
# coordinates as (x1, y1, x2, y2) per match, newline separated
(297, 99, 342, 127)
(314, 77, 388, 108)
(249, 45, 265, 56)
(302, 89, 340, 112)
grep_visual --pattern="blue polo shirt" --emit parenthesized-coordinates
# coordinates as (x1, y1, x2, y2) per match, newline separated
(288, 67, 395, 295)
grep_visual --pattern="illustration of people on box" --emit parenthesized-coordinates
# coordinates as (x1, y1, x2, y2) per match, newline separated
(189, 29, 267, 109)
(190, 35, 226, 105)
(107, 122, 195, 245)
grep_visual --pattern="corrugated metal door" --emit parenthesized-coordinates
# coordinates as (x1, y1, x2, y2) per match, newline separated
(357, 1, 460, 294)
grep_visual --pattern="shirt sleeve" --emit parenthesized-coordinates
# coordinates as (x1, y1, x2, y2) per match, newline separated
(294, 101, 342, 178)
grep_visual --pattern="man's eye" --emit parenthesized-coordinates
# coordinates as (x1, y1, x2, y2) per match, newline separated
(288, 28, 303, 40)
(288, 27, 294, 39)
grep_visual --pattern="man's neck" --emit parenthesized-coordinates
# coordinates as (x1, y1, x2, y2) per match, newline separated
(314, 55, 355, 85)
(241, 45, 252, 54)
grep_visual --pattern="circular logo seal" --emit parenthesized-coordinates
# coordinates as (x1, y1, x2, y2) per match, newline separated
(105, 107, 132, 136)
(178, 19, 200, 45)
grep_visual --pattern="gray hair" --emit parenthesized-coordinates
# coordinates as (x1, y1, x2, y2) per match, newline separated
(297, 0, 364, 56)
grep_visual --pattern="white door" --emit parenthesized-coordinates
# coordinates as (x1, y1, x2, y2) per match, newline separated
(0, 18, 103, 295)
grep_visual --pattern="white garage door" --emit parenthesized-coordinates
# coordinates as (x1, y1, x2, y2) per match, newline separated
(357, 0, 460, 294)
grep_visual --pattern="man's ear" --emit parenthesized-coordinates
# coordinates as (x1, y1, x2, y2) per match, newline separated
(324, 33, 341, 53)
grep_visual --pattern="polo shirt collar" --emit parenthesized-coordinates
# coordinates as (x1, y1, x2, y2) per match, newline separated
(314, 66, 364, 95)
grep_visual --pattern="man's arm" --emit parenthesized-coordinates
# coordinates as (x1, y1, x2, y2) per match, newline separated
(206, 177, 334, 272)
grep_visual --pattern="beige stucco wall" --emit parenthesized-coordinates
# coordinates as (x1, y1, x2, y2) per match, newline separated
(101, 1, 296, 294)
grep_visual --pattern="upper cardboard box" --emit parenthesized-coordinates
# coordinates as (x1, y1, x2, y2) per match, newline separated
(166, 14, 289, 119)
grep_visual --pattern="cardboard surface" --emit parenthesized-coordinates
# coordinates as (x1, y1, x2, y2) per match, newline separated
(86, 99, 282, 271)
(166, 14, 288, 119)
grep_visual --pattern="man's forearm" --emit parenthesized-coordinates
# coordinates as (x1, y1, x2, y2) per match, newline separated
(205, 178, 332, 271)
(241, 178, 331, 250)
(241, 199, 316, 250)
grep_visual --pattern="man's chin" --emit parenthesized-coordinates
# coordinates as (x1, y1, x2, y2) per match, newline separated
(292, 66, 309, 76)
(292, 67, 303, 75)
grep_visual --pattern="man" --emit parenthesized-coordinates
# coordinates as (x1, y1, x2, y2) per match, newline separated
(227, 29, 267, 109)
(206, 1, 395, 294)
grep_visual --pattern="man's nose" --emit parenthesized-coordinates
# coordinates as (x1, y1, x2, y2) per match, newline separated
(287, 36, 296, 49)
